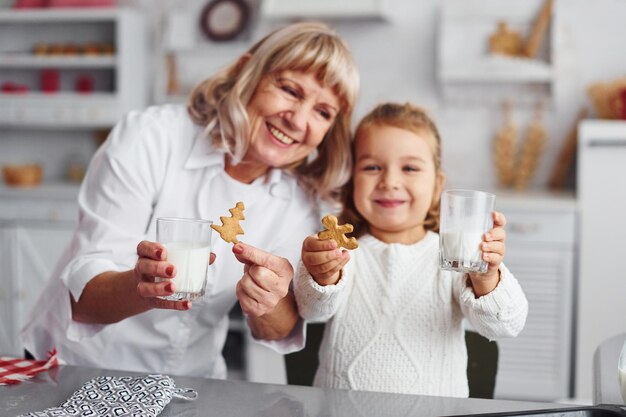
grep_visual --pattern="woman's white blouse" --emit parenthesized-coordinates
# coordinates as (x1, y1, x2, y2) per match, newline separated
(21, 105, 316, 378)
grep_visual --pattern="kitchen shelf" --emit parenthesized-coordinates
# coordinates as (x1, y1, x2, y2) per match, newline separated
(441, 56, 553, 83)
(438, 0, 555, 105)
(0, 7, 147, 129)
(0, 7, 119, 22)
(0, 92, 121, 128)
(261, 0, 387, 20)
(0, 54, 116, 69)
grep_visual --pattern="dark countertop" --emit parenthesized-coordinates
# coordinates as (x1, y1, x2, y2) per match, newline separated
(0, 365, 580, 417)
(594, 332, 626, 405)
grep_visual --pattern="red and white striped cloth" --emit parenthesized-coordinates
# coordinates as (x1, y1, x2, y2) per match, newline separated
(0, 349, 59, 385)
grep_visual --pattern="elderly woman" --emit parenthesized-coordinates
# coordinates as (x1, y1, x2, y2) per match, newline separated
(22, 22, 359, 378)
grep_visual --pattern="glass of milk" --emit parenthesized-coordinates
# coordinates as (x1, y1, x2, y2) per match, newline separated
(439, 189, 496, 273)
(156, 217, 213, 301)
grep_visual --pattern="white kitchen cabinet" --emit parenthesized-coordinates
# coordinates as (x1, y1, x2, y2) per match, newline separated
(494, 192, 577, 401)
(0, 7, 147, 128)
(0, 185, 76, 357)
(576, 120, 626, 401)
(0, 224, 73, 357)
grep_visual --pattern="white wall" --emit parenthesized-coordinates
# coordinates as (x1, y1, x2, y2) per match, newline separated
(146, 0, 626, 193)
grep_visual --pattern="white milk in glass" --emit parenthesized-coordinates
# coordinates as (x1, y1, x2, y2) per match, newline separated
(439, 189, 494, 273)
(441, 230, 483, 262)
(165, 242, 210, 294)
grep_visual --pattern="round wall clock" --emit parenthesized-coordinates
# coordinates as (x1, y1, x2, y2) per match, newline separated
(199, 0, 250, 41)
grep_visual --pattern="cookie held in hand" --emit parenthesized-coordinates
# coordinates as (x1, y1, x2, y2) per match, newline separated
(211, 201, 245, 244)
(318, 215, 358, 250)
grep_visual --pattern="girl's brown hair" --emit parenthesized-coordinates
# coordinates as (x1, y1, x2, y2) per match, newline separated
(340, 102, 444, 237)
(187, 22, 359, 203)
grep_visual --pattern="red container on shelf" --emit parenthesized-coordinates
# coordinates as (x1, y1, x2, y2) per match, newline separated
(1, 82, 29, 94)
(40, 69, 60, 93)
(13, 0, 48, 8)
(47, 0, 115, 7)
(75, 75, 94, 94)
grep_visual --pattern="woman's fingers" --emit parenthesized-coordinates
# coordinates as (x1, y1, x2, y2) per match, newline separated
(134, 257, 175, 280)
(147, 295, 191, 311)
(236, 276, 279, 317)
(137, 240, 165, 260)
(133, 240, 213, 312)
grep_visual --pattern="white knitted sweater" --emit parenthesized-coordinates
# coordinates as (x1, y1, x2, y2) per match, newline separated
(294, 231, 528, 397)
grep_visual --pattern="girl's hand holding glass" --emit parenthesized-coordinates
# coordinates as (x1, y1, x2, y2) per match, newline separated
(467, 211, 507, 297)
(301, 234, 351, 286)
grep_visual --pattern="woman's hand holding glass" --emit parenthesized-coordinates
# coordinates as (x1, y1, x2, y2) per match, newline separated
(301, 235, 351, 286)
(467, 211, 507, 297)
(134, 240, 216, 310)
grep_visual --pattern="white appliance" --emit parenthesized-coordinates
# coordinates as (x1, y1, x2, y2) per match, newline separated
(576, 120, 626, 401)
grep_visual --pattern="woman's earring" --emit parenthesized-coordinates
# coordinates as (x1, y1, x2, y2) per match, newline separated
(306, 148, 319, 163)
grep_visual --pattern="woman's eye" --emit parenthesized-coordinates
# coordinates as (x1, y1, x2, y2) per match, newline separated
(281, 86, 299, 98)
(317, 109, 332, 120)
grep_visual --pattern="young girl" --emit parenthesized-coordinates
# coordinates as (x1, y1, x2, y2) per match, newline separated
(294, 102, 528, 397)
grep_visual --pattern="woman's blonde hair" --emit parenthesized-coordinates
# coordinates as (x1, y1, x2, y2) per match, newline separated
(340, 102, 444, 237)
(188, 22, 359, 203)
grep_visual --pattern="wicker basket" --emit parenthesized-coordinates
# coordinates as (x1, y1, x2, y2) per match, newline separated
(587, 77, 626, 119)
(2, 164, 43, 187)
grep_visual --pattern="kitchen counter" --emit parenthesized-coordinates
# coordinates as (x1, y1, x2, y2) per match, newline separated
(0, 365, 580, 417)
(594, 332, 626, 405)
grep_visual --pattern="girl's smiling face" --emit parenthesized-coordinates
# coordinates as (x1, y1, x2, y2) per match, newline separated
(353, 123, 444, 244)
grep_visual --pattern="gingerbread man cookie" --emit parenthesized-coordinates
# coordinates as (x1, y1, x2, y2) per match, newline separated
(211, 201, 245, 244)
(317, 215, 358, 250)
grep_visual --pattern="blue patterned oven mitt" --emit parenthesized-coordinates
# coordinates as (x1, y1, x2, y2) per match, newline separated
(18, 374, 197, 417)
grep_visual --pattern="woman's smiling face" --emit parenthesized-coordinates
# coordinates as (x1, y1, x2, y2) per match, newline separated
(244, 70, 340, 170)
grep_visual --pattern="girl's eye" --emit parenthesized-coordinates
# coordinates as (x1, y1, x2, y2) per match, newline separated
(362, 165, 381, 172)
(403, 166, 420, 172)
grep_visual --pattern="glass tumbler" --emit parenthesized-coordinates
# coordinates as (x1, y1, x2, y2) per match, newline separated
(156, 217, 213, 301)
(439, 189, 496, 273)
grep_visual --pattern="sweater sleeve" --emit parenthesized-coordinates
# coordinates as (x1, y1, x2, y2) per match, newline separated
(293, 259, 353, 322)
(456, 263, 529, 340)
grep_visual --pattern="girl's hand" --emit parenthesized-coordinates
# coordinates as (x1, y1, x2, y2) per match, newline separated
(301, 234, 350, 286)
(468, 211, 507, 297)
(134, 240, 215, 310)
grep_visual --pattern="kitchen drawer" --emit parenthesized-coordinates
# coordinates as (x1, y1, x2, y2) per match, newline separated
(501, 209, 576, 245)
(0, 198, 77, 223)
